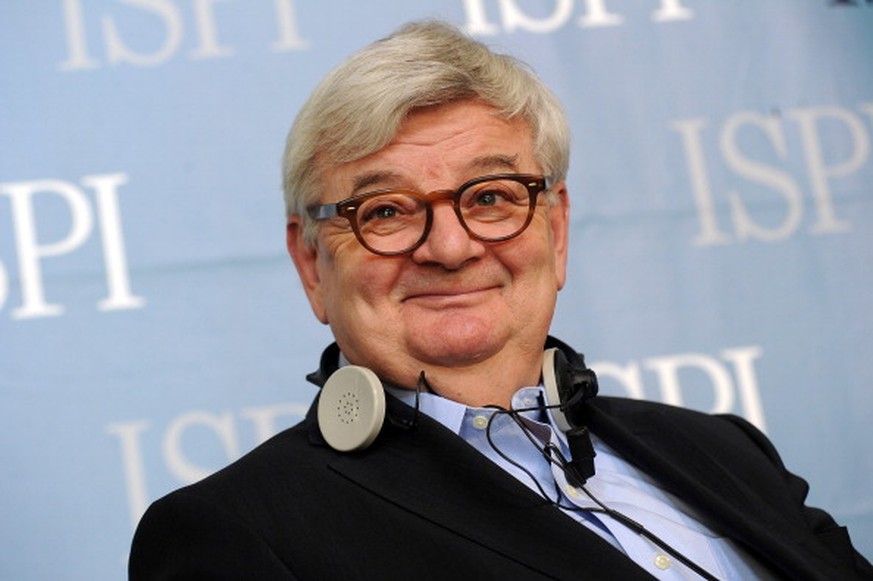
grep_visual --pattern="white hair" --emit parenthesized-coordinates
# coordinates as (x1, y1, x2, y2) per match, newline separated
(282, 20, 570, 243)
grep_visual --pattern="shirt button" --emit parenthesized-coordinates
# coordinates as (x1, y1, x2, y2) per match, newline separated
(654, 554, 671, 570)
(472, 415, 489, 430)
(564, 484, 582, 499)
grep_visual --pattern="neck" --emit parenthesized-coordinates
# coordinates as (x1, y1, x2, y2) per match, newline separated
(335, 338, 546, 409)
(412, 350, 543, 408)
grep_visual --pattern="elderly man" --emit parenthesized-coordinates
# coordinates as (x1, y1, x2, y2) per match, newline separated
(129, 21, 872, 580)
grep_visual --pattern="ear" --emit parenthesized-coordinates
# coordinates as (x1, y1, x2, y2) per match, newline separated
(547, 181, 570, 291)
(286, 215, 328, 323)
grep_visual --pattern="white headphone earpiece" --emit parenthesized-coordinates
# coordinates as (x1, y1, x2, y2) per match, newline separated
(542, 347, 572, 432)
(317, 365, 386, 452)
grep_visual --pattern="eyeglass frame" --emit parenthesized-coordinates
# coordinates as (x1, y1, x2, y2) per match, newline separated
(305, 173, 551, 256)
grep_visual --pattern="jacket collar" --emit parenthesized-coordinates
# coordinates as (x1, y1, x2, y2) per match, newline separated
(586, 398, 848, 579)
(313, 395, 652, 580)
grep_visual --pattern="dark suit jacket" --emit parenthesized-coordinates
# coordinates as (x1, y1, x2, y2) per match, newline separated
(129, 393, 873, 580)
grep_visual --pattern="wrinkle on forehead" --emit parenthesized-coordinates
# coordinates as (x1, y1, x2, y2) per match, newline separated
(349, 153, 522, 196)
(324, 101, 536, 201)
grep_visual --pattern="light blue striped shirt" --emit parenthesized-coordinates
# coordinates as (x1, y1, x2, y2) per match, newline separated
(388, 385, 776, 580)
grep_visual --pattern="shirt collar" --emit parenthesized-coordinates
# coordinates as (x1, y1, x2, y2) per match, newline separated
(385, 384, 551, 437)
(335, 352, 555, 438)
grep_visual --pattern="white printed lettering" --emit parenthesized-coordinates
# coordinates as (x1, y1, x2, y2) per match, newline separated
(502, 0, 574, 33)
(721, 111, 803, 242)
(463, 0, 695, 35)
(59, 0, 309, 69)
(189, 0, 234, 59)
(2, 179, 94, 318)
(106, 421, 151, 528)
(589, 361, 646, 399)
(672, 105, 871, 245)
(111, 402, 308, 529)
(0, 174, 144, 319)
(59, 0, 100, 70)
(240, 403, 309, 445)
(651, 0, 693, 21)
(0, 260, 8, 313)
(720, 346, 766, 431)
(670, 118, 733, 245)
(591, 346, 767, 431)
(645, 353, 736, 415)
(788, 106, 866, 234)
(578, 0, 624, 27)
(84, 174, 147, 311)
(162, 411, 241, 484)
(103, 0, 183, 67)
(462, 0, 501, 35)
(271, 0, 310, 50)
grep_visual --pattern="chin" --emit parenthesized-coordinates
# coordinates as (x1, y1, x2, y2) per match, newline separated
(409, 321, 503, 366)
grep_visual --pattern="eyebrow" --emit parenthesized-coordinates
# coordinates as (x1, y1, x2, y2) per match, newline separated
(351, 171, 403, 195)
(348, 153, 522, 195)
(468, 154, 520, 174)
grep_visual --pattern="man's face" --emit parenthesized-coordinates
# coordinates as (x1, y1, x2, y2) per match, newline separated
(288, 100, 569, 403)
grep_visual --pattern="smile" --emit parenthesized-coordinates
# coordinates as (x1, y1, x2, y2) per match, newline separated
(403, 286, 500, 307)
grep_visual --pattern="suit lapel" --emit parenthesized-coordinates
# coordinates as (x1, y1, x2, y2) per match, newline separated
(586, 397, 842, 578)
(316, 396, 653, 580)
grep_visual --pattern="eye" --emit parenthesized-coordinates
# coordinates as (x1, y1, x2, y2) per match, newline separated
(463, 182, 523, 209)
(472, 190, 500, 207)
(355, 193, 423, 235)
(367, 204, 399, 221)
(358, 195, 411, 224)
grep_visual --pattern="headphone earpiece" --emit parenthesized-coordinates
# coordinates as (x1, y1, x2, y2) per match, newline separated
(542, 347, 598, 485)
(542, 347, 598, 431)
(542, 348, 572, 432)
(317, 365, 386, 452)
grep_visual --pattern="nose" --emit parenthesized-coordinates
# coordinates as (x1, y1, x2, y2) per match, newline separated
(410, 201, 484, 269)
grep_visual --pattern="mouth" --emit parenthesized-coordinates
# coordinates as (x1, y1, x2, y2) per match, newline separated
(402, 285, 501, 307)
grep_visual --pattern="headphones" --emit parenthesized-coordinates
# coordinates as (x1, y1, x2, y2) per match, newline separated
(308, 338, 599, 461)
(309, 343, 716, 579)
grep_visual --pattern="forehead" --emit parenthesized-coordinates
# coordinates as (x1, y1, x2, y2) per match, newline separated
(320, 101, 536, 200)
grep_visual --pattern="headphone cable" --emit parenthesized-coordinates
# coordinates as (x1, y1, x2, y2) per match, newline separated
(485, 405, 720, 581)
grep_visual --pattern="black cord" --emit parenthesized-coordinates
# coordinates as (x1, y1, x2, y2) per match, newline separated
(387, 371, 428, 431)
(412, 371, 427, 428)
(484, 405, 720, 581)
(484, 407, 563, 504)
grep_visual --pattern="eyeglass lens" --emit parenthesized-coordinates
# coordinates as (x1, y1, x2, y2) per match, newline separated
(353, 176, 538, 255)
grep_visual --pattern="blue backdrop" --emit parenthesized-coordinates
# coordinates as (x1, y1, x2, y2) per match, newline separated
(1, 2, 871, 579)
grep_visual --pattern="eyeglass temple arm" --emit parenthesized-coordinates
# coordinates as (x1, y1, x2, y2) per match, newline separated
(307, 204, 339, 220)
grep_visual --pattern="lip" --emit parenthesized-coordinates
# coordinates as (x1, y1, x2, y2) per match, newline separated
(402, 285, 500, 307)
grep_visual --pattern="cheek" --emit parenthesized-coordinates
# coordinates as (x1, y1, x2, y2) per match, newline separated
(320, 249, 399, 315)
(514, 233, 562, 316)
(507, 222, 558, 279)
